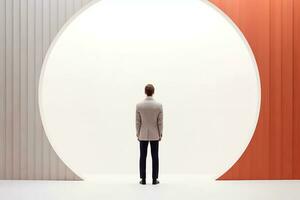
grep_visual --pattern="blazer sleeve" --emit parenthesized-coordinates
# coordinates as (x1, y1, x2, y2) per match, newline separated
(157, 104, 163, 138)
(136, 105, 142, 137)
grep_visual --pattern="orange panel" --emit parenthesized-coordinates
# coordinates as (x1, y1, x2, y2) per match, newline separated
(210, 0, 300, 180)
(293, 0, 300, 179)
(281, 0, 294, 178)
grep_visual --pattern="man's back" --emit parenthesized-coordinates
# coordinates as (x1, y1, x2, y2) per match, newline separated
(136, 96, 163, 141)
(137, 84, 162, 185)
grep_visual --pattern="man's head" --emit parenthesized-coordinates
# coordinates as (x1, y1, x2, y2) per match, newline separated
(145, 84, 155, 96)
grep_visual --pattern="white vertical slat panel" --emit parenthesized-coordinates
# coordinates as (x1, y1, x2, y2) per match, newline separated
(1, 0, 94, 180)
(0, 0, 6, 179)
(49, 0, 59, 180)
(27, 0, 36, 179)
(58, 0, 66, 29)
(34, 0, 43, 180)
(42, 0, 51, 180)
(5, 0, 13, 179)
(74, 0, 82, 11)
(66, 0, 74, 19)
(12, 0, 21, 180)
(82, 0, 90, 6)
(20, 0, 28, 180)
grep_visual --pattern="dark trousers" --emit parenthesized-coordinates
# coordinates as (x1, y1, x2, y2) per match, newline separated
(139, 140, 159, 180)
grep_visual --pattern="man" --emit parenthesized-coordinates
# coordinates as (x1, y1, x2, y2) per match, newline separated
(136, 84, 163, 185)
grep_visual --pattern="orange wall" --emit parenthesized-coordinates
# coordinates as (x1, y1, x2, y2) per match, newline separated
(210, 0, 300, 180)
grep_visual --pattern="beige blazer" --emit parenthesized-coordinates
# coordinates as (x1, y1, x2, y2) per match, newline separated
(136, 96, 163, 141)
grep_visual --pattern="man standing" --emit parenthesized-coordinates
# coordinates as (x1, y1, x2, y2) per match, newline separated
(136, 84, 163, 185)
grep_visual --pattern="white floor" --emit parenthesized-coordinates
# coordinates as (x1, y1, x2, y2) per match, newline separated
(1, 175, 300, 200)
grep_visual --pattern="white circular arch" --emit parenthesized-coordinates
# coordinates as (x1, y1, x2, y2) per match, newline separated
(39, 0, 261, 180)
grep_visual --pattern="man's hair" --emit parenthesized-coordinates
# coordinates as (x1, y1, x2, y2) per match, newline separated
(145, 84, 155, 96)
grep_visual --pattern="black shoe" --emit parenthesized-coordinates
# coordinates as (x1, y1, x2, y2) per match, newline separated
(152, 179, 160, 185)
(139, 179, 146, 185)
